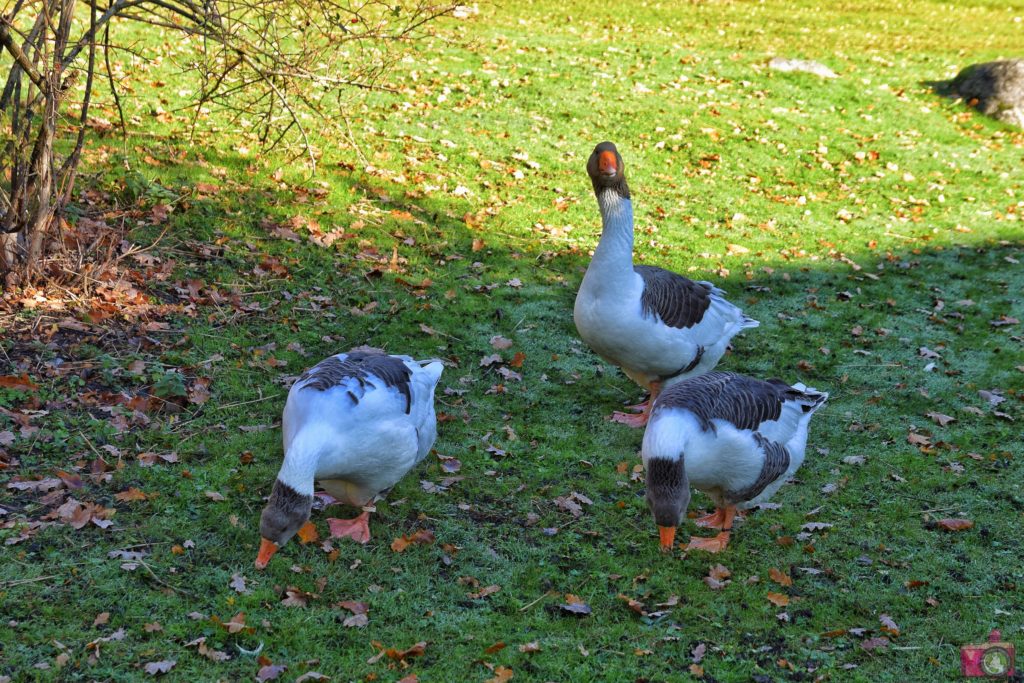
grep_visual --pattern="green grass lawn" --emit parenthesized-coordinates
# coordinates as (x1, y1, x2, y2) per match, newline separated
(2, 0, 1023, 681)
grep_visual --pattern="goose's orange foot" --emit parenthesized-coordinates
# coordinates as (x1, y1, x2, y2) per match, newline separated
(694, 508, 727, 529)
(686, 532, 731, 553)
(610, 409, 649, 428)
(327, 511, 372, 544)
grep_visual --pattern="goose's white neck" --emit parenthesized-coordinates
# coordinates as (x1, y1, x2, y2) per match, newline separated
(586, 189, 635, 284)
(276, 427, 331, 496)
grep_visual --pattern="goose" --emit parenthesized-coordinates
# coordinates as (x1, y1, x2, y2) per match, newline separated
(574, 141, 759, 427)
(255, 347, 443, 569)
(641, 371, 827, 552)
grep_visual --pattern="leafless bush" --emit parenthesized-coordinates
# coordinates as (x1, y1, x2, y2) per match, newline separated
(0, 0, 460, 285)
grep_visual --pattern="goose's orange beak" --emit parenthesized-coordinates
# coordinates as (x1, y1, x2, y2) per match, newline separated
(598, 150, 618, 177)
(658, 526, 676, 551)
(255, 537, 278, 569)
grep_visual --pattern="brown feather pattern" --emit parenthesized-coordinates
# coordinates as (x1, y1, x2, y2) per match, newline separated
(728, 434, 791, 503)
(635, 265, 713, 330)
(298, 350, 413, 414)
(654, 371, 812, 432)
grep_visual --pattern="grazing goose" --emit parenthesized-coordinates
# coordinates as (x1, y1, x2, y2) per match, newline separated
(574, 142, 759, 427)
(642, 372, 827, 552)
(255, 348, 443, 569)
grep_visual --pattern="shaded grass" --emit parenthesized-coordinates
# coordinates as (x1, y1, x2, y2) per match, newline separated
(2, 0, 1024, 681)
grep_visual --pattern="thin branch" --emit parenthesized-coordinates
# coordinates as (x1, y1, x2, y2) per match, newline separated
(102, 24, 127, 137)
(0, 17, 47, 90)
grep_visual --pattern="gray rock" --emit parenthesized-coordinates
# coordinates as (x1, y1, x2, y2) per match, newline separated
(768, 57, 838, 79)
(945, 59, 1024, 128)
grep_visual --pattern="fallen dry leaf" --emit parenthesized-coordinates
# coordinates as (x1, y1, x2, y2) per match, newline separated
(467, 584, 500, 599)
(223, 612, 246, 633)
(519, 641, 541, 653)
(860, 637, 890, 651)
(114, 488, 150, 502)
(229, 574, 248, 594)
(924, 411, 955, 427)
(256, 664, 286, 682)
(390, 528, 435, 552)
(766, 592, 790, 607)
(486, 666, 514, 683)
(484, 641, 506, 655)
(296, 521, 319, 544)
(0, 374, 39, 391)
(769, 568, 793, 587)
(879, 614, 900, 636)
(935, 518, 973, 531)
(143, 660, 176, 676)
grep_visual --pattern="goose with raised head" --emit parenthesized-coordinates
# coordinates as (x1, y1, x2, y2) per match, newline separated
(642, 371, 827, 552)
(574, 141, 758, 427)
(255, 347, 443, 569)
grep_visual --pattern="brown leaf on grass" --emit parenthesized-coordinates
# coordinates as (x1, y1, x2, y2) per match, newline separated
(467, 584, 500, 599)
(618, 594, 646, 614)
(187, 378, 211, 405)
(935, 518, 973, 531)
(907, 432, 931, 447)
(137, 452, 179, 467)
(93, 612, 110, 627)
(704, 564, 732, 590)
(143, 660, 176, 676)
(510, 352, 526, 368)
(390, 529, 435, 552)
(0, 374, 39, 391)
(343, 613, 369, 628)
(483, 641, 506, 654)
(337, 600, 369, 615)
(978, 390, 1006, 406)
(144, 622, 163, 633)
(990, 316, 1019, 327)
(519, 641, 541, 653)
(223, 612, 246, 633)
(367, 641, 427, 665)
(294, 674, 329, 682)
(185, 637, 231, 662)
(766, 592, 790, 607)
(486, 666, 514, 683)
(553, 491, 593, 518)
(689, 664, 704, 677)
(296, 521, 319, 544)
(437, 455, 462, 473)
(229, 574, 248, 594)
(479, 353, 503, 367)
(281, 587, 317, 607)
(860, 637, 890, 651)
(559, 594, 592, 616)
(86, 627, 126, 651)
(204, 491, 226, 502)
(256, 664, 287, 681)
(879, 614, 900, 636)
(926, 412, 955, 427)
(114, 488, 150, 502)
(490, 335, 513, 350)
(769, 567, 793, 587)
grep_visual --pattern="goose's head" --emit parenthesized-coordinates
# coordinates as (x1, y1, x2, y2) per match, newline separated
(587, 141, 630, 198)
(255, 480, 314, 569)
(644, 457, 690, 551)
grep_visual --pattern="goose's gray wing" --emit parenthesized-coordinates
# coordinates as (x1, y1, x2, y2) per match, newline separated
(634, 265, 712, 330)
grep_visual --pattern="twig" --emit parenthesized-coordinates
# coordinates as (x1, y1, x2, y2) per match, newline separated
(137, 559, 198, 597)
(518, 590, 555, 612)
(215, 393, 279, 411)
(0, 575, 57, 587)
(0, 18, 47, 90)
